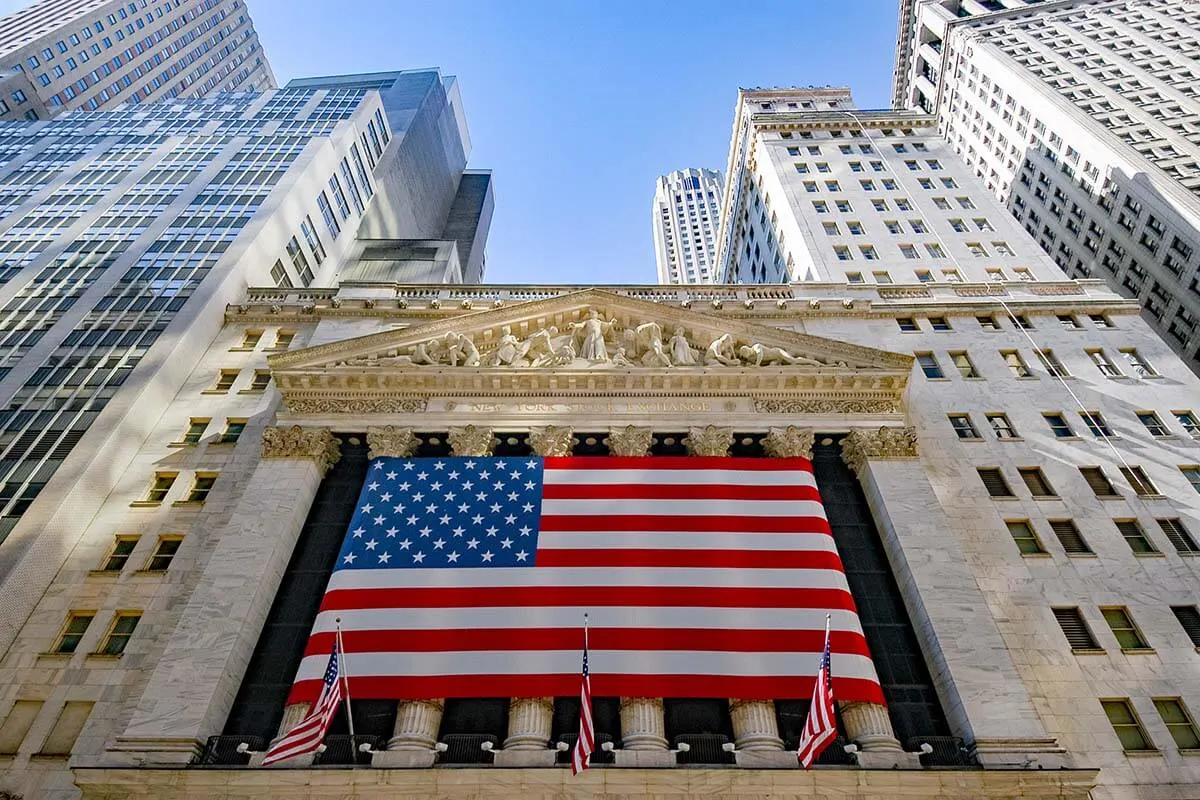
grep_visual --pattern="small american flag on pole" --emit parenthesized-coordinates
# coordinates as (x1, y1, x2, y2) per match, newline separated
(570, 614, 594, 776)
(796, 615, 837, 769)
(262, 642, 343, 766)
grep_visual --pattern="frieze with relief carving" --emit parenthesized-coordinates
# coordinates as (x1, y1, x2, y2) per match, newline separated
(284, 397, 428, 415)
(755, 397, 901, 415)
(841, 426, 919, 475)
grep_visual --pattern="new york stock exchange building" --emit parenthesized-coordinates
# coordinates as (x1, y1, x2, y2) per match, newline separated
(5, 278, 1200, 800)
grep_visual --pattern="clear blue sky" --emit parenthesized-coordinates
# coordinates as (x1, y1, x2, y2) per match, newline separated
(2, 0, 901, 284)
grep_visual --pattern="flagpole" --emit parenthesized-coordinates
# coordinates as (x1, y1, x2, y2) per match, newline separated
(583, 611, 589, 651)
(335, 616, 355, 740)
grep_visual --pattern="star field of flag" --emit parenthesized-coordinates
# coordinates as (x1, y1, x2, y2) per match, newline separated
(336, 457, 545, 570)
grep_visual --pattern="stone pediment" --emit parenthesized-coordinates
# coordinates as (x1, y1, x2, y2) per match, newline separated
(269, 289, 912, 414)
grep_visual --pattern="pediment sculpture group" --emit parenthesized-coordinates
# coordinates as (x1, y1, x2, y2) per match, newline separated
(350, 311, 842, 370)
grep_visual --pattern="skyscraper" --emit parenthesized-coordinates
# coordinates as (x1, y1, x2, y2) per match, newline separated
(652, 168, 722, 284)
(0, 0, 277, 121)
(892, 0, 1200, 370)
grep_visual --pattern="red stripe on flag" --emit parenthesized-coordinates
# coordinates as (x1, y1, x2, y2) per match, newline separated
(317, 585, 859, 612)
(535, 548, 845, 570)
(301, 627, 874, 659)
(538, 514, 832, 534)
(287, 673, 887, 706)
(541, 483, 823, 501)
(543, 456, 815, 471)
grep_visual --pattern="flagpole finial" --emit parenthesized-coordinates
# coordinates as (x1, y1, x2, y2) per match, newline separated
(335, 616, 343, 626)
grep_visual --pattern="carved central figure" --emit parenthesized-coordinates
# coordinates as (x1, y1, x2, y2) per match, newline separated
(570, 309, 616, 362)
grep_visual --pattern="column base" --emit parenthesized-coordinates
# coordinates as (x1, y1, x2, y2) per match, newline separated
(493, 749, 557, 768)
(971, 738, 1071, 770)
(370, 749, 438, 769)
(613, 749, 676, 768)
(855, 749, 922, 769)
(734, 750, 801, 769)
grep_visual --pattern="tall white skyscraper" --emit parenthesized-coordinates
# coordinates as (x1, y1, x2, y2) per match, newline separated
(651, 168, 722, 284)
(892, 0, 1200, 370)
(0, 0, 277, 121)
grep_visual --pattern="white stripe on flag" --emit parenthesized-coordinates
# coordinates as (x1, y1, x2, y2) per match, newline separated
(324, 566, 853, 591)
(539, 498, 827, 517)
(543, 469, 817, 487)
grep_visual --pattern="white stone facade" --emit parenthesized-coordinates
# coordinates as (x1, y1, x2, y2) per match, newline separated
(652, 167, 723, 285)
(893, 0, 1200, 371)
(0, 0, 277, 121)
(0, 274, 1197, 798)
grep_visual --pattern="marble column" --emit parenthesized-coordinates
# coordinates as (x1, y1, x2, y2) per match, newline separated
(388, 699, 444, 750)
(495, 426, 574, 763)
(619, 697, 669, 749)
(276, 702, 310, 738)
(840, 426, 1068, 769)
(727, 428, 810, 761)
(113, 426, 340, 765)
(730, 699, 784, 751)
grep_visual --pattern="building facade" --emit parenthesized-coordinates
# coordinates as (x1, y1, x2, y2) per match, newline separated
(892, 0, 1200, 371)
(0, 0, 276, 121)
(4, 272, 1200, 799)
(652, 167, 723, 284)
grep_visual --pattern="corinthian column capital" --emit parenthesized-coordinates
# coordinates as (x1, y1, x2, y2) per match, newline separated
(528, 426, 576, 457)
(841, 426, 918, 476)
(683, 425, 733, 457)
(448, 425, 495, 456)
(763, 426, 815, 459)
(605, 426, 653, 457)
(367, 426, 419, 459)
(261, 425, 339, 476)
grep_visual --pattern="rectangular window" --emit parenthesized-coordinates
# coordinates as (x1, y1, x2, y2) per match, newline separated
(1089, 314, 1114, 328)
(928, 317, 951, 331)
(915, 352, 944, 378)
(846, 272, 864, 283)
(978, 467, 1014, 497)
(269, 260, 292, 288)
(1120, 466, 1159, 497)
(184, 473, 217, 504)
(218, 419, 246, 445)
(823, 222, 840, 235)
(247, 370, 271, 392)
(949, 414, 980, 439)
(0, 699, 43, 755)
(1045, 413, 1074, 438)
(1174, 411, 1200, 438)
(833, 245, 852, 261)
(949, 351, 978, 378)
(872, 271, 892, 284)
(1115, 519, 1157, 554)
(859, 245, 878, 260)
(96, 612, 140, 656)
(37, 701, 93, 756)
(53, 613, 94, 654)
(1050, 519, 1092, 555)
(1171, 606, 1200, 647)
(329, 175, 351, 220)
(825, 181, 840, 192)
(812, 200, 828, 213)
(178, 418, 208, 445)
(1002, 350, 1032, 378)
(301, 216, 326, 264)
(238, 330, 262, 350)
(1057, 314, 1081, 329)
(1101, 607, 1149, 651)
(1007, 520, 1045, 555)
(1012, 314, 1033, 330)
(1019, 467, 1056, 497)
(144, 472, 176, 504)
(1154, 699, 1200, 750)
(1080, 411, 1113, 438)
(212, 370, 238, 392)
(272, 330, 296, 351)
(1088, 349, 1121, 377)
(1185, 467, 1200, 494)
(987, 413, 1018, 439)
(896, 317, 919, 332)
(1080, 467, 1117, 497)
(1158, 518, 1200, 553)
(900, 244, 919, 259)
(1137, 412, 1169, 437)
(1120, 348, 1157, 376)
(144, 536, 182, 572)
(1035, 349, 1069, 377)
(977, 315, 1000, 331)
(317, 191, 341, 239)
(1053, 607, 1100, 650)
(99, 535, 139, 572)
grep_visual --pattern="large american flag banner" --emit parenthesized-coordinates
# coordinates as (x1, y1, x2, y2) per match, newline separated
(287, 456, 885, 705)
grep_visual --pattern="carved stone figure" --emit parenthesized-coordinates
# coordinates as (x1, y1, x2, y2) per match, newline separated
(570, 309, 615, 362)
(518, 325, 558, 366)
(487, 325, 521, 367)
(611, 346, 634, 367)
(444, 332, 480, 367)
(547, 341, 577, 366)
(636, 321, 671, 367)
(412, 338, 444, 365)
(669, 327, 697, 366)
(737, 343, 823, 367)
(704, 333, 740, 366)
